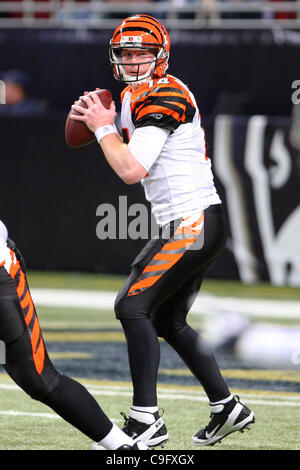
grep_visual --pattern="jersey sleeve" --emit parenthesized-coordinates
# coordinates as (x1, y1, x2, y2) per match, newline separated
(131, 83, 196, 132)
(129, 126, 170, 172)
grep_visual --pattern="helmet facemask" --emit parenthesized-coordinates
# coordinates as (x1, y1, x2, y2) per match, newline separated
(109, 38, 169, 85)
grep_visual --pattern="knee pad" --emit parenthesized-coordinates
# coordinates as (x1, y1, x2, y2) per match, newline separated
(0, 295, 25, 344)
(115, 296, 138, 320)
(114, 270, 142, 320)
(115, 295, 151, 320)
(114, 297, 125, 320)
(152, 315, 188, 340)
(3, 330, 60, 401)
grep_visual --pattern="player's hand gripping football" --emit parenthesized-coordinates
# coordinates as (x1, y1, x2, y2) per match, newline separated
(70, 88, 117, 133)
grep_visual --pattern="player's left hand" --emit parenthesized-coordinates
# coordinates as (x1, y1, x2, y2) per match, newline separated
(70, 88, 117, 133)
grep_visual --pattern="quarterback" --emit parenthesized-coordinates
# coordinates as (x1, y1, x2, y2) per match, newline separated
(0, 219, 147, 450)
(71, 14, 255, 448)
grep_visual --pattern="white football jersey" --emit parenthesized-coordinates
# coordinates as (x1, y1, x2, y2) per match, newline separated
(121, 74, 221, 225)
(0, 219, 8, 263)
(0, 219, 8, 246)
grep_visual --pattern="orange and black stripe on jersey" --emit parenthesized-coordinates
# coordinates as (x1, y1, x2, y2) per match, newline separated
(131, 85, 196, 131)
(5, 249, 45, 375)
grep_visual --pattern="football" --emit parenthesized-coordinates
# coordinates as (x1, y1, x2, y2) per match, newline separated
(65, 89, 113, 148)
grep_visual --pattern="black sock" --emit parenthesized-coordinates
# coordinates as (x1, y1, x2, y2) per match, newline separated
(121, 318, 160, 406)
(166, 325, 231, 403)
(43, 374, 113, 441)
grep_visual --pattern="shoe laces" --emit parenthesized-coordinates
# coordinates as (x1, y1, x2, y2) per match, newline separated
(203, 412, 222, 433)
(203, 396, 238, 433)
(120, 411, 129, 424)
(120, 411, 132, 432)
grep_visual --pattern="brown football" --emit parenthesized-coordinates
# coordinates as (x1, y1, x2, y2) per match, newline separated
(65, 89, 113, 148)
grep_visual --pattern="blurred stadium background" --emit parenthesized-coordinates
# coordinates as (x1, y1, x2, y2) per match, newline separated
(0, 0, 299, 450)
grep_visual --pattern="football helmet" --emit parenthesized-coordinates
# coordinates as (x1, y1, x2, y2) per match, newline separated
(109, 14, 170, 84)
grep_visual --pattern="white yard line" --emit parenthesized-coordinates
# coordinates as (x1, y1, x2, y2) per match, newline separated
(0, 409, 121, 423)
(87, 390, 300, 407)
(0, 410, 60, 419)
(30, 288, 300, 320)
(0, 382, 299, 408)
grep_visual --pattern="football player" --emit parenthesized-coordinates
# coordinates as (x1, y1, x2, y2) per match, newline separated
(0, 219, 147, 450)
(71, 14, 255, 448)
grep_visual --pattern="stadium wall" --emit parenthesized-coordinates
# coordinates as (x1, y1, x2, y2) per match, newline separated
(0, 28, 299, 116)
(1, 28, 299, 284)
(1, 114, 299, 285)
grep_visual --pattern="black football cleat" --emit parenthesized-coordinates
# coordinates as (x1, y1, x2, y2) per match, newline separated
(192, 395, 255, 446)
(121, 409, 169, 449)
(116, 442, 149, 450)
(92, 440, 149, 450)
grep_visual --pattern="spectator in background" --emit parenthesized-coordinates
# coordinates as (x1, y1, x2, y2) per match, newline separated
(34, 0, 91, 19)
(220, 0, 262, 20)
(0, 0, 92, 20)
(0, 69, 48, 116)
(155, 0, 197, 20)
(0, 0, 23, 18)
(270, 0, 297, 19)
(104, 0, 154, 19)
(220, 0, 297, 20)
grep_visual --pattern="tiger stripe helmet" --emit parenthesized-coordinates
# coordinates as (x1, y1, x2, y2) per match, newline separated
(109, 14, 170, 84)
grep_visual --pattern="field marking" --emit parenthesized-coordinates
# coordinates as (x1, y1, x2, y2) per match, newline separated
(0, 382, 299, 407)
(159, 368, 300, 383)
(87, 390, 300, 407)
(43, 331, 126, 343)
(0, 409, 120, 423)
(1, 373, 299, 398)
(30, 288, 300, 320)
(0, 410, 60, 419)
(49, 352, 92, 360)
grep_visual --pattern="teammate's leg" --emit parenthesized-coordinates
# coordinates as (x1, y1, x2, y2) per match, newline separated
(0, 242, 143, 450)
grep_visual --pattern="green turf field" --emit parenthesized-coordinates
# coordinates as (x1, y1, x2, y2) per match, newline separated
(0, 271, 299, 450)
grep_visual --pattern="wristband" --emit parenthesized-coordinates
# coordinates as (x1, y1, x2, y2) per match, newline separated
(95, 125, 117, 143)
